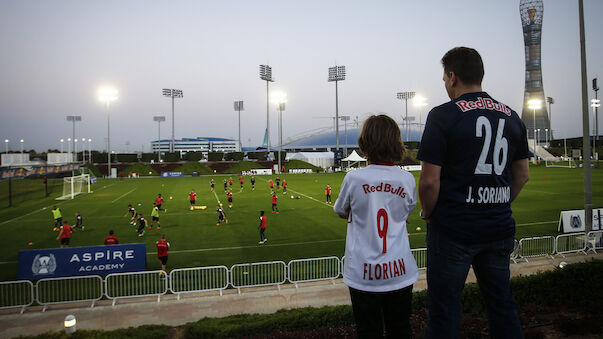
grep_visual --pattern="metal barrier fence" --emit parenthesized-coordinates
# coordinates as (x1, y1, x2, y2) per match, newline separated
(519, 236, 555, 262)
(288, 256, 340, 287)
(587, 230, 603, 253)
(36, 275, 103, 312)
(169, 266, 229, 298)
(511, 239, 520, 264)
(105, 270, 168, 306)
(230, 261, 287, 294)
(411, 248, 427, 269)
(555, 233, 587, 257)
(0, 280, 34, 313)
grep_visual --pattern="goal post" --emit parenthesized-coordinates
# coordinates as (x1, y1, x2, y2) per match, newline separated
(545, 157, 577, 169)
(56, 174, 91, 200)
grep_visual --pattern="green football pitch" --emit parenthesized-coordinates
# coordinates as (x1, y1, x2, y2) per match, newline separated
(0, 165, 601, 281)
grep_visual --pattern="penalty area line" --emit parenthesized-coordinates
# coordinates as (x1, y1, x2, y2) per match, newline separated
(111, 188, 137, 204)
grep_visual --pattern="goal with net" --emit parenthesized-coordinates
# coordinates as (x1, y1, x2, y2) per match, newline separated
(545, 157, 577, 169)
(56, 174, 91, 200)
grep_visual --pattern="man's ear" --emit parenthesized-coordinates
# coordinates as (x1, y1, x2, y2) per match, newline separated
(449, 72, 457, 87)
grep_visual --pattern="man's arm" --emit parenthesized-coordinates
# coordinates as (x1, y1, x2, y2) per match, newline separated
(56, 228, 63, 240)
(510, 158, 529, 202)
(418, 161, 441, 220)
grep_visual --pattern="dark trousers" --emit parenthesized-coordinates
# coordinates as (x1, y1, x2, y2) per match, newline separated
(259, 228, 266, 241)
(349, 285, 413, 339)
(425, 230, 522, 339)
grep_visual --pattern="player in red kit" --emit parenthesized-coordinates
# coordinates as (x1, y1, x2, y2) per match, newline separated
(258, 211, 268, 244)
(156, 234, 170, 277)
(228, 177, 233, 188)
(326, 185, 332, 204)
(56, 221, 72, 248)
(282, 179, 287, 193)
(269, 179, 274, 191)
(226, 190, 233, 208)
(104, 230, 119, 245)
(156, 194, 164, 211)
(239, 176, 244, 190)
(271, 193, 279, 214)
(189, 189, 197, 207)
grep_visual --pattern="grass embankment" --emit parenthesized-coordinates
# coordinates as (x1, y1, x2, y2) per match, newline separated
(173, 161, 213, 175)
(123, 163, 158, 176)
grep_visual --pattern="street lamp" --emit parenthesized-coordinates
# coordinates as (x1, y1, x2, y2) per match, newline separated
(546, 96, 554, 141)
(99, 88, 118, 177)
(545, 128, 549, 147)
(413, 96, 428, 136)
(592, 98, 600, 158)
(67, 137, 72, 158)
(397, 91, 416, 142)
(19, 139, 24, 158)
(60, 139, 64, 153)
(234, 100, 244, 152)
(87, 139, 92, 163)
(536, 129, 540, 149)
(153, 116, 166, 161)
(260, 65, 274, 155)
(340, 116, 350, 156)
(4, 139, 8, 154)
(74, 138, 78, 162)
(528, 98, 542, 163)
(273, 93, 287, 174)
(328, 65, 346, 151)
(66, 115, 82, 164)
(162, 88, 183, 153)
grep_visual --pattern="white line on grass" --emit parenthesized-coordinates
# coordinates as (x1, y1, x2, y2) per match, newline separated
(257, 177, 331, 207)
(111, 188, 137, 203)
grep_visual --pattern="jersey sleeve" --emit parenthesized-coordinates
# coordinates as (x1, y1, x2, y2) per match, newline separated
(333, 175, 351, 216)
(513, 117, 530, 160)
(417, 108, 447, 166)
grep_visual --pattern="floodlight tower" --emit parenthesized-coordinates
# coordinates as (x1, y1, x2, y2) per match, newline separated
(162, 88, 183, 153)
(397, 92, 415, 142)
(593, 78, 600, 144)
(98, 88, 118, 177)
(546, 96, 554, 141)
(520, 0, 549, 141)
(234, 100, 244, 151)
(153, 116, 166, 161)
(66, 115, 81, 163)
(274, 94, 287, 174)
(328, 65, 346, 151)
(260, 65, 274, 154)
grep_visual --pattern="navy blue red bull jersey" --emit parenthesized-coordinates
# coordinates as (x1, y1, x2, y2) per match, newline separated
(417, 92, 530, 243)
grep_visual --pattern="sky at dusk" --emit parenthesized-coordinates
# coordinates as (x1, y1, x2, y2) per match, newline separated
(0, 0, 602, 153)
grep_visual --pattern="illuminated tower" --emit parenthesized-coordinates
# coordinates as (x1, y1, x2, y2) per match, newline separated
(520, 0, 549, 141)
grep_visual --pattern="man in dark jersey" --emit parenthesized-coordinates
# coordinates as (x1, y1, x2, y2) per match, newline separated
(418, 47, 530, 339)
(74, 211, 84, 231)
(136, 213, 147, 236)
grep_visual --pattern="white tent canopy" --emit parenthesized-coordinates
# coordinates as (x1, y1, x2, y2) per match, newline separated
(286, 152, 334, 169)
(341, 150, 366, 162)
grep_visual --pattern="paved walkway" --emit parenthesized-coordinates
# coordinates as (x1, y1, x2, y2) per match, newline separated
(0, 252, 600, 338)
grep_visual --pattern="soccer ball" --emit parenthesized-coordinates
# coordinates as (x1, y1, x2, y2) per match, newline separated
(169, 196, 173, 200)
(290, 195, 294, 199)
(416, 227, 421, 232)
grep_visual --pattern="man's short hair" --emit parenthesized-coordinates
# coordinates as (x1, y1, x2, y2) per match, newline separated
(109, 230, 114, 235)
(358, 115, 406, 163)
(441, 47, 484, 86)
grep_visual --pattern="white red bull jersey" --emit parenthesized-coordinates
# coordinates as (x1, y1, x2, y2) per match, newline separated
(334, 164, 419, 292)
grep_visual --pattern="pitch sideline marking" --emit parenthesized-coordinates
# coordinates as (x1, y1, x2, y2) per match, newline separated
(258, 177, 331, 207)
(111, 188, 137, 204)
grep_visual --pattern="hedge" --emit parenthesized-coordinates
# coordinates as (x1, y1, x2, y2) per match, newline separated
(184, 152, 204, 161)
(208, 152, 224, 161)
(163, 152, 181, 162)
(173, 161, 213, 175)
(224, 152, 244, 161)
(247, 151, 269, 160)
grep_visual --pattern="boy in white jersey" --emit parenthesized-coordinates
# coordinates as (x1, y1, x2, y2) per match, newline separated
(334, 114, 418, 338)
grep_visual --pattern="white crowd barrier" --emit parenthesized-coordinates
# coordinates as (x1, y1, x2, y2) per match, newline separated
(35, 275, 103, 312)
(511, 239, 520, 264)
(586, 230, 603, 253)
(230, 261, 286, 294)
(288, 256, 340, 287)
(555, 233, 588, 257)
(411, 248, 427, 269)
(169, 266, 229, 298)
(105, 270, 168, 306)
(519, 236, 555, 262)
(0, 280, 34, 313)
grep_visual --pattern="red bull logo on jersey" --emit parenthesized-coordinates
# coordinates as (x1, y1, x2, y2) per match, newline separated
(362, 182, 406, 198)
(456, 97, 511, 116)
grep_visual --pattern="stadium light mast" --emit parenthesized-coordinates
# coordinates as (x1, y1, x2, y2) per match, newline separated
(260, 65, 274, 156)
(67, 138, 72, 156)
(328, 65, 346, 152)
(74, 139, 78, 162)
(59, 139, 64, 153)
(578, 0, 592, 232)
(593, 77, 600, 145)
(546, 96, 554, 141)
(153, 116, 166, 162)
(162, 88, 183, 153)
(87, 139, 92, 163)
(592, 99, 600, 156)
(414, 96, 429, 136)
(99, 88, 118, 178)
(66, 115, 82, 163)
(234, 100, 244, 152)
(528, 98, 542, 163)
(273, 93, 287, 174)
(19, 139, 24, 158)
(5, 139, 9, 154)
(397, 91, 415, 142)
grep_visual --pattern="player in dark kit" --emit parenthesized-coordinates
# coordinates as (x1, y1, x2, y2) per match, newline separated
(216, 204, 228, 226)
(251, 176, 256, 190)
(210, 179, 215, 192)
(136, 213, 147, 236)
(275, 177, 280, 190)
(125, 204, 138, 225)
(223, 179, 228, 192)
(74, 212, 84, 231)
(418, 47, 529, 338)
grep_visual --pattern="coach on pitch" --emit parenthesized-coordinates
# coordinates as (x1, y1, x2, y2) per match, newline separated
(418, 47, 530, 338)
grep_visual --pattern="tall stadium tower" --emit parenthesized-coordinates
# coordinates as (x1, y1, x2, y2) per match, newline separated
(520, 0, 549, 141)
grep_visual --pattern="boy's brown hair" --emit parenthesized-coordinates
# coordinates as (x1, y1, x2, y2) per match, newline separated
(357, 115, 406, 163)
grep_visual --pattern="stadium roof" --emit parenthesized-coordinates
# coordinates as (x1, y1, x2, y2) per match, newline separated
(152, 137, 236, 142)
